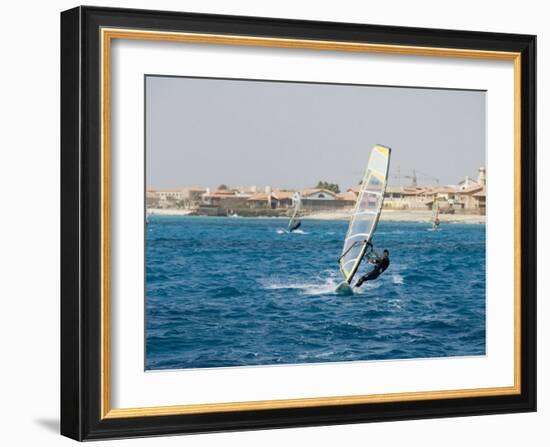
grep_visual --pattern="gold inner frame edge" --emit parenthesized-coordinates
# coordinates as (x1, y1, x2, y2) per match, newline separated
(100, 27, 522, 419)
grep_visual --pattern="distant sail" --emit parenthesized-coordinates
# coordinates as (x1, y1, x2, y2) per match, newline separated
(339, 145, 391, 284)
(288, 192, 302, 232)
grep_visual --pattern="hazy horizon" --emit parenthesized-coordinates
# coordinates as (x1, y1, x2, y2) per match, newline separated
(146, 76, 486, 191)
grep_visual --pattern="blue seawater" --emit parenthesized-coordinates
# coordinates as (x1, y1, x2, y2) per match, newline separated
(146, 216, 485, 370)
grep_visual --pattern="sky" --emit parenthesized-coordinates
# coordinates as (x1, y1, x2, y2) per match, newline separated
(145, 76, 485, 191)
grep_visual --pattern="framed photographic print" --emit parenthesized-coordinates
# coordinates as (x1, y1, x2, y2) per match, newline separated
(60, 6, 536, 441)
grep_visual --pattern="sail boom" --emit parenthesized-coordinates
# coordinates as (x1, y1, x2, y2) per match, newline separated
(344, 232, 371, 242)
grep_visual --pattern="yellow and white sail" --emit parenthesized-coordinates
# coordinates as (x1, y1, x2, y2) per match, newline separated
(339, 145, 391, 284)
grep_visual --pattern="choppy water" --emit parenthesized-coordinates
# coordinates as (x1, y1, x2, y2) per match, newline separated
(146, 216, 485, 370)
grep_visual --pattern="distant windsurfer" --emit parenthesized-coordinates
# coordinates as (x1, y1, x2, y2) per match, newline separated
(431, 197, 440, 230)
(288, 192, 302, 232)
(355, 243, 390, 287)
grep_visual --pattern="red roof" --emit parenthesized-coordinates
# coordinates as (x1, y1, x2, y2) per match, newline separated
(386, 186, 429, 195)
(247, 193, 273, 201)
(204, 192, 242, 199)
(337, 191, 357, 201)
(302, 188, 337, 197)
(457, 185, 483, 194)
(273, 191, 294, 200)
(427, 186, 459, 194)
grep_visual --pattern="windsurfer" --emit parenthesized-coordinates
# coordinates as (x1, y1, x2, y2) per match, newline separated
(288, 192, 302, 233)
(355, 243, 390, 287)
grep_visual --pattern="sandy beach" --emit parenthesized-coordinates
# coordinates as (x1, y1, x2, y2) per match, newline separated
(148, 208, 194, 216)
(148, 208, 485, 223)
(305, 209, 485, 224)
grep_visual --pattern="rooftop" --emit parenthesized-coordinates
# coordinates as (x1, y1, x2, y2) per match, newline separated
(302, 188, 338, 197)
(473, 187, 486, 197)
(337, 191, 357, 201)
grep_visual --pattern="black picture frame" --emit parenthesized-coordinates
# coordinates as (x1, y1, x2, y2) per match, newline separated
(61, 5, 536, 441)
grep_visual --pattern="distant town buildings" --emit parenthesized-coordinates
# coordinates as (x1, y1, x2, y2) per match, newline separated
(383, 167, 486, 214)
(147, 167, 487, 216)
(247, 188, 294, 209)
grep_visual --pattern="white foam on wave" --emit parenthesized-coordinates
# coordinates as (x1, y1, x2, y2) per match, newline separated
(260, 266, 396, 296)
(298, 350, 336, 360)
(388, 298, 403, 309)
(392, 273, 404, 285)
(275, 228, 309, 235)
(301, 279, 341, 295)
(260, 272, 340, 296)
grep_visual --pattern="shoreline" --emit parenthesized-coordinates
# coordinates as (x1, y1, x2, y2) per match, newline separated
(148, 208, 485, 224)
(305, 209, 485, 224)
(149, 209, 194, 216)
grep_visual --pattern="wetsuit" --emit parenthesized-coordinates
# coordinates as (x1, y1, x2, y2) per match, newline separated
(289, 220, 301, 232)
(355, 256, 390, 287)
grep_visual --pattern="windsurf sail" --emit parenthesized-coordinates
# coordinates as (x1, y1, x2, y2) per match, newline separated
(431, 195, 440, 230)
(288, 192, 302, 232)
(338, 145, 391, 284)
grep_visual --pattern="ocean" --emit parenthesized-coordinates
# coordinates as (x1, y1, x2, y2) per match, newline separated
(145, 216, 486, 370)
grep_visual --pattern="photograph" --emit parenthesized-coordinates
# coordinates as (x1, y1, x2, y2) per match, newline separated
(57, 4, 537, 441)
(144, 75, 487, 371)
